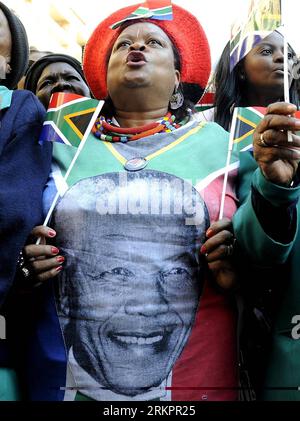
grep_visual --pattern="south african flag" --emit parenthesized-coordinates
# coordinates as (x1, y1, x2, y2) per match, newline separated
(110, 0, 173, 29)
(39, 93, 100, 147)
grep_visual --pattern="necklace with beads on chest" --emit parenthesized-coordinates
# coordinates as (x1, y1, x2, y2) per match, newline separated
(92, 112, 184, 143)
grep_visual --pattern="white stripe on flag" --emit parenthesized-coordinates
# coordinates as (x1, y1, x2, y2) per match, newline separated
(47, 97, 90, 113)
(51, 162, 69, 197)
(195, 161, 240, 193)
(43, 121, 72, 146)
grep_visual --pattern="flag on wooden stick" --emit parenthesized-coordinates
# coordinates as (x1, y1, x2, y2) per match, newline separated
(230, 0, 281, 70)
(39, 93, 100, 147)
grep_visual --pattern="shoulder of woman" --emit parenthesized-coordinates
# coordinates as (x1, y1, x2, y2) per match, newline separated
(11, 90, 46, 125)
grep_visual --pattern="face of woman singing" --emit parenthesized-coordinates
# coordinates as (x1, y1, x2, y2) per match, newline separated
(36, 62, 90, 108)
(106, 22, 180, 109)
(242, 31, 295, 96)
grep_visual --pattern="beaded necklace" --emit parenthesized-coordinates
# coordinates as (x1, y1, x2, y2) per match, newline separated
(92, 112, 182, 143)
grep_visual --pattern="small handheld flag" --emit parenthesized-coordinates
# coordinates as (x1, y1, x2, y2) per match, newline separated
(230, 0, 281, 71)
(232, 106, 266, 152)
(38, 94, 104, 235)
(110, 0, 173, 29)
(219, 105, 300, 219)
(219, 106, 266, 219)
(39, 93, 100, 147)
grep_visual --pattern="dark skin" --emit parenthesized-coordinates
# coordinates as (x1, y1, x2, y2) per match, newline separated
(242, 31, 295, 107)
(201, 218, 237, 290)
(106, 22, 180, 127)
(35, 62, 90, 108)
(253, 102, 300, 185)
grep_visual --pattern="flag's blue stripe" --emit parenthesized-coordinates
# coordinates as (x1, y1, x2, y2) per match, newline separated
(151, 13, 173, 20)
(39, 124, 65, 145)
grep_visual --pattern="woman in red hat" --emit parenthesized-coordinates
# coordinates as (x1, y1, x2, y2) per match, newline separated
(22, 2, 239, 401)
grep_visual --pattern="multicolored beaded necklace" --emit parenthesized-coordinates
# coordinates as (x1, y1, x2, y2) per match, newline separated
(92, 112, 182, 143)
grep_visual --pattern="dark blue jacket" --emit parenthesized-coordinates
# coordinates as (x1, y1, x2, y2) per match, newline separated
(0, 89, 52, 307)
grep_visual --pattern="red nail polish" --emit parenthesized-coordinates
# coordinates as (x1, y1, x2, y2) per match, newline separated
(200, 245, 207, 255)
(206, 229, 213, 238)
(56, 256, 65, 263)
(48, 230, 56, 237)
(55, 266, 63, 272)
(51, 247, 59, 255)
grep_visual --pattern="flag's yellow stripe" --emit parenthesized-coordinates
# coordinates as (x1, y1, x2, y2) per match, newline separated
(237, 114, 257, 129)
(102, 122, 206, 166)
(146, 122, 206, 161)
(102, 141, 127, 165)
(64, 108, 96, 140)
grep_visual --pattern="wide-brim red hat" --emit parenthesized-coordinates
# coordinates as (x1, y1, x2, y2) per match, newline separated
(83, 3, 211, 104)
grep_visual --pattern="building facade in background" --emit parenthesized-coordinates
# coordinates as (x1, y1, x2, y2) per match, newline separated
(9, 0, 92, 60)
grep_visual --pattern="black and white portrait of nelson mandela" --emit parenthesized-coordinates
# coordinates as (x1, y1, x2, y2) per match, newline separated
(52, 170, 209, 400)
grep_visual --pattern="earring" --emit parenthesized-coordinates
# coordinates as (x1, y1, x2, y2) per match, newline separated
(170, 90, 184, 110)
(6, 63, 11, 75)
(240, 73, 245, 81)
(0, 60, 11, 79)
(0, 56, 7, 79)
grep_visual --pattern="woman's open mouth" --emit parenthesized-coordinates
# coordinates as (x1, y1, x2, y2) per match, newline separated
(126, 51, 147, 67)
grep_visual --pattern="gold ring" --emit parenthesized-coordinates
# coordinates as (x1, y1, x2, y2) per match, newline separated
(225, 237, 236, 257)
(227, 244, 234, 257)
(259, 133, 268, 147)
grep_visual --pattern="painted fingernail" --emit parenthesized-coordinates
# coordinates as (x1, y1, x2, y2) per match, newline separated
(200, 245, 207, 254)
(51, 247, 59, 255)
(55, 266, 63, 272)
(56, 256, 65, 263)
(206, 229, 213, 238)
(48, 230, 56, 237)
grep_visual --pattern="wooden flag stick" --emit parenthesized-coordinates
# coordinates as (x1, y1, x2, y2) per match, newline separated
(281, 0, 293, 142)
(219, 107, 238, 220)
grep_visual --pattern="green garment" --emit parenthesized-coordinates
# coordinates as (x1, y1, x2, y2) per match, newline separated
(0, 85, 12, 110)
(52, 120, 235, 190)
(0, 368, 21, 401)
(233, 151, 300, 401)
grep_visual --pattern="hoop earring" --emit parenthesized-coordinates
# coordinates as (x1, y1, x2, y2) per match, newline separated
(170, 90, 184, 110)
